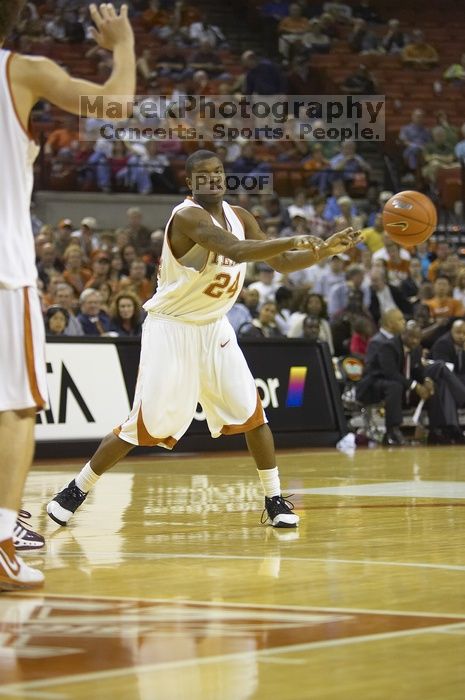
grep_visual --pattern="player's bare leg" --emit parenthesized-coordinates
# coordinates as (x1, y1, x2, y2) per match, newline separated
(0, 409, 44, 591)
(246, 424, 299, 528)
(47, 432, 134, 526)
(0, 409, 35, 511)
(90, 432, 134, 475)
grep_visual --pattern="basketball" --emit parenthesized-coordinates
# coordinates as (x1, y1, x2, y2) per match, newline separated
(382, 190, 437, 247)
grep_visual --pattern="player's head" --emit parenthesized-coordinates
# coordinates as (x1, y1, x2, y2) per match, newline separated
(186, 149, 225, 204)
(451, 319, 465, 347)
(413, 303, 431, 328)
(303, 315, 320, 342)
(381, 308, 405, 335)
(0, 1, 25, 42)
(401, 321, 421, 351)
(434, 275, 451, 298)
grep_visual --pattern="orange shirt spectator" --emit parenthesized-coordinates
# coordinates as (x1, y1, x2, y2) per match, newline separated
(427, 241, 451, 282)
(278, 11, 311, 35)
(402, 30, 438, 67)
(302, 144, 329, 171)
(119, 260, 154, 304)
(425, 297, 464, 319)
(45, 127, 79, 155)
(425, 276, 464, 319)
(142, 1, 170, 30)
(62, 246, 92, 296)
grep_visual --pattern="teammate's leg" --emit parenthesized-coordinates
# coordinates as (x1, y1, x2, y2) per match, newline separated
(0, 409, 44, 591)
(0, 409, 35, 511)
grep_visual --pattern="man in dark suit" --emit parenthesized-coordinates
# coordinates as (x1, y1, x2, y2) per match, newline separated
(368, 268, 412, 326)
(381, 322, 465, 444)
(366, 322, 434, 445)
(356, 307, 406, 410)
(363, 307, 406, 366)
(431, 320, 465, 384)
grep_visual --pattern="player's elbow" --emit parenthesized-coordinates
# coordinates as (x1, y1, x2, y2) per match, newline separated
(231, 248, 247, 264)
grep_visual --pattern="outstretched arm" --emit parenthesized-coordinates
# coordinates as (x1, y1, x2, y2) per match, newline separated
(170, 207, 322, 263)
(233, 206, 361, 273)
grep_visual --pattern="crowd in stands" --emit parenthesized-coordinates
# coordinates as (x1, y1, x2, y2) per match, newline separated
(34, 185, 465, 358)
(10, 0, 464, 202)
(31, 178, 465, 445)
(13, 1, 465, 443)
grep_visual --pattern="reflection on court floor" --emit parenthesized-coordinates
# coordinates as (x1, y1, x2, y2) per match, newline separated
(1, 446, 464, 699)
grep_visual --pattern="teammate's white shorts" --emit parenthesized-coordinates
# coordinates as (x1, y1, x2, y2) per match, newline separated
(0, 287, 47, 412)
(115, 315, 267, 448)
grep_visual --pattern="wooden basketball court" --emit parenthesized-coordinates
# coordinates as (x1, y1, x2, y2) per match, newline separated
(1, 445, 464, 699)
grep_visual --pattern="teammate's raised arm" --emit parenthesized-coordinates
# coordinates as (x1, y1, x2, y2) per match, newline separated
(9, 3, 135, 119)
(170, 206, 323, 264)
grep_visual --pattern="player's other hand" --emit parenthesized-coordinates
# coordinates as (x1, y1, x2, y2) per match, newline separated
(291, 235, 325, 253)
(89, 3, 134, 50)
(323, 227, 362, 255)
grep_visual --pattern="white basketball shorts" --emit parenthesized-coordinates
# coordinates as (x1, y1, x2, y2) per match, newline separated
(115, 315, 267, 448)
(0, 287, 47, 412)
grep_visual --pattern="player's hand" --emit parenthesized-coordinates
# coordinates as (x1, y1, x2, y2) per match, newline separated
(89, 3, 134, 50)
(291, 235, 325, 254)
(320, 228, 363, 256)
(423, 377, 435, 397)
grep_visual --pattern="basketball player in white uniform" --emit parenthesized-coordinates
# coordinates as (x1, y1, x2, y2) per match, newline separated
(47, 150, 361, 530)
(0, 2, 135, 591)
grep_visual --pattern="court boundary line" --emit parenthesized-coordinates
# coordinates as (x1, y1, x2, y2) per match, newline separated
(39, 551, 465, 573)
(0, 620, 464, 698)
(15, 591, 465, 619)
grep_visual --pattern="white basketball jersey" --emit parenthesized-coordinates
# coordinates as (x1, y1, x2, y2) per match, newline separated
(144, 198, 247, 324)
(0, 50, 39, 289)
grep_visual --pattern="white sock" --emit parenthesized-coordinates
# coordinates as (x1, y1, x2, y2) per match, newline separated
(0, 507, 17, 542)
(75, 463, 100, 494)
(257, 467, 281, 498)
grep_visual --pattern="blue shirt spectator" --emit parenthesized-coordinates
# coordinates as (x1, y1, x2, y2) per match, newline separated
(399, 109, 431, 170)
(242, 51, 286, 95)
(77, 289, 111, 336)
(261, 1, 290, 19)
(454, 125, 465, 162)
(228, 302, 253, 334)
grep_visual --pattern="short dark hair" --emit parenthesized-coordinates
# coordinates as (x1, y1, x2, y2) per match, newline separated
(275, 286, 293, 304)
(0, 1, 25, 39)
(185, 149, 220, 177)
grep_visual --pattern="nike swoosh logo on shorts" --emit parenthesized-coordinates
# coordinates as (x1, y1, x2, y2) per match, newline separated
(0, 547, 20, 576)
(220, 340, 230, 348)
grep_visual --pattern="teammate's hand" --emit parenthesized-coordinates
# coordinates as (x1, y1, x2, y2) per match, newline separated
(89, 3, 134, 50)
(321, 227, 363, 256)
(291, 235, 325, 254)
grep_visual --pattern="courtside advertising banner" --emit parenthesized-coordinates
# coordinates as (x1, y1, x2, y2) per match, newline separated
(35, 343, 130, 441)
(35, 338, 346, 448)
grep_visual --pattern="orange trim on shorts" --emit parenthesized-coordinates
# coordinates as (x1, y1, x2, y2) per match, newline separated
(6, 53, 34, 140)
(23, 289, 46, 410)
(136, 406, 177, 448)
(221, 391, 266, 436)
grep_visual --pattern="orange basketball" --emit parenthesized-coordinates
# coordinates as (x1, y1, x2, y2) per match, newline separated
(382, 190, 437, 248)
